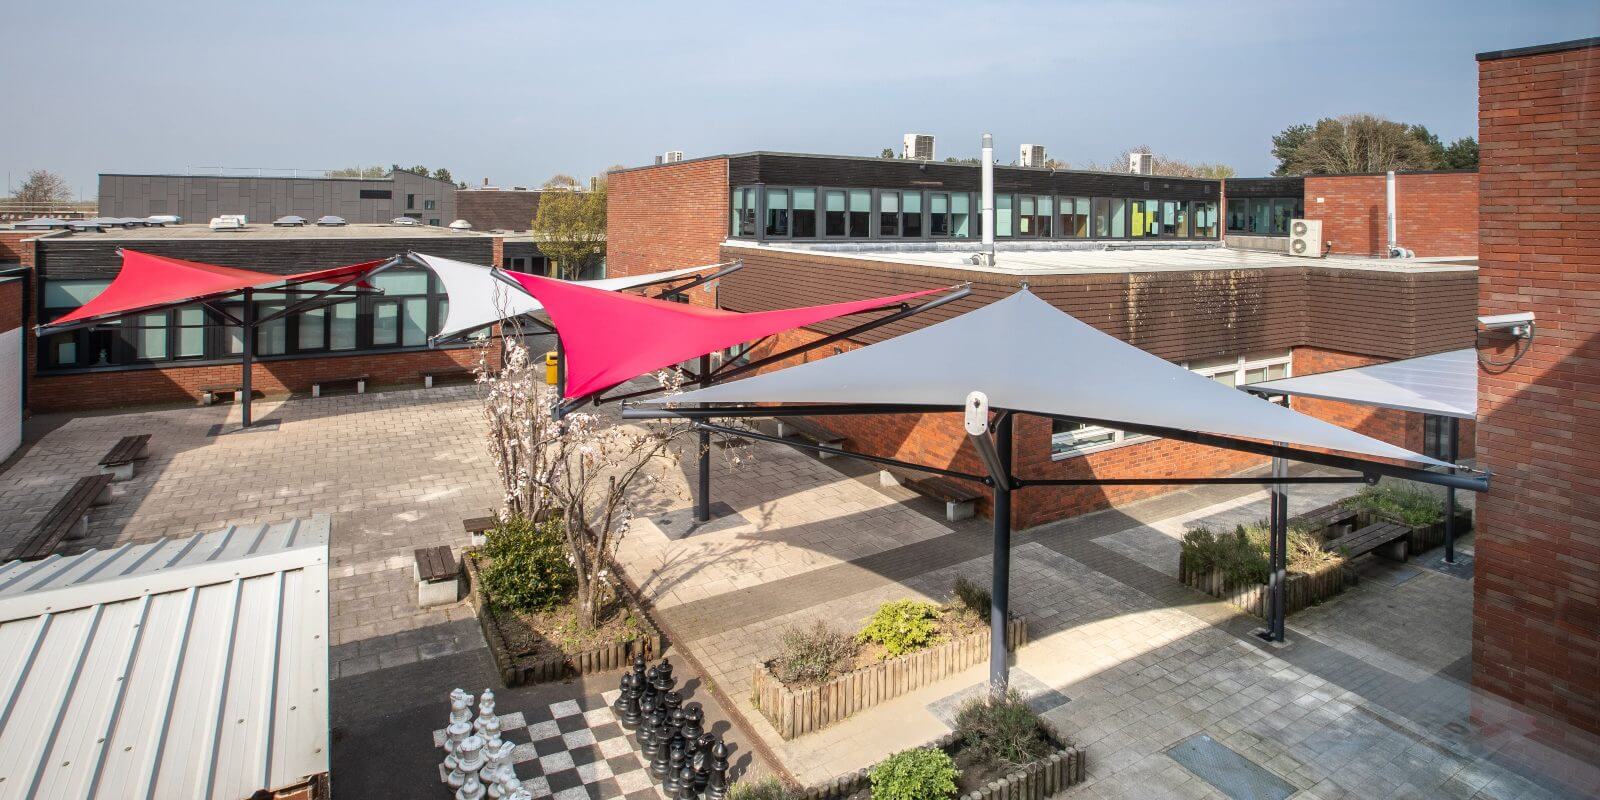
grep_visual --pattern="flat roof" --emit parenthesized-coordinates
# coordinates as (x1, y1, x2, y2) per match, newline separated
(726, 241, 1478, 277)
(0, 516, 330, 798)
(1250, 348, 1476, 419)
(99, 168, 450, 184)
(35, 222, 491, 242)
(1477, 36, 1600, 61)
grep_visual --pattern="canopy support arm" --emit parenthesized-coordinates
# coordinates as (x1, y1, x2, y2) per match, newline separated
(651, 261, 743, 298)
(1017, 475, 1374, 487)
(691, 421, 991, 485)
(256, 255, 401, 326)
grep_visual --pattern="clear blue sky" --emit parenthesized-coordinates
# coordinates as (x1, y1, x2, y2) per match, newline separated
(5, 1, 1596, 199)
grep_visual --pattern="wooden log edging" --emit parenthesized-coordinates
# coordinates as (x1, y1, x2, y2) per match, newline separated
(464, 550, 665, 687)
(795, 721, 1086, 800)
(751, 617, 1029, 740)
(1177, 552, 1352, 618)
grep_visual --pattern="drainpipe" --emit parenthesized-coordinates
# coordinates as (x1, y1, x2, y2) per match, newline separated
(980, 134, 996, 267)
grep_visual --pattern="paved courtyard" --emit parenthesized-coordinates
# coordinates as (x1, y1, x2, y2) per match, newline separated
(2, 388, 1595, 799)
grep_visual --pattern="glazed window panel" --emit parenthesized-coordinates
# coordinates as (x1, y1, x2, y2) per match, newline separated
(879, 192, 901, 237)
(792, 189, 817, 237)
(848, 189, 871, 238)
(765, 188, 790, 237)
(951, 194, 971, 237)
(929, 193, 951, 236)
(902, 191, 923, 237)
(824, 190, 847, 236)
(996, 194, 1014, 237)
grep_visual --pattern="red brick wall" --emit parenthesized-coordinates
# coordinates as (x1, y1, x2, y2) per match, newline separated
(1473, 40, 1600, 761)
(607, 159, 729, 305)
(1305, 172, 1478, 257)
(27, 346, 493, 412)
(0, 231, 39, 263)
(0, 279, 20, 332)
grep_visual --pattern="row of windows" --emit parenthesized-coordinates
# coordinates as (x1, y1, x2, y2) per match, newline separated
(1049, 352, 1292, 457)
(39, 268, 454, 371)
(733, 186, 1220, 241)
(1225, 197, 1304, 236)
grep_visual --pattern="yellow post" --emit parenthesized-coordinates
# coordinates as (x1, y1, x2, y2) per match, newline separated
(545, 351, 559, 385)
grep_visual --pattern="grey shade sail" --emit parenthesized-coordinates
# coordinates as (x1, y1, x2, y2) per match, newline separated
(1248, 348, 1476, 420)
(656, 290, 1448, 467)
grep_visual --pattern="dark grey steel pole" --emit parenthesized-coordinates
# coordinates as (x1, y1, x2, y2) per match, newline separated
(1445, 417, 1459, 564)
(989, 412, 1014, 698)
(240, 288, 255, 428)
(1269, 450, 1287, 641)
(695, 353, 712, 523)
(552, 338, 566, 420)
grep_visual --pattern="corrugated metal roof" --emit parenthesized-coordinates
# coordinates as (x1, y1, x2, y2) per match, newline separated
(0, 516, 330, 800)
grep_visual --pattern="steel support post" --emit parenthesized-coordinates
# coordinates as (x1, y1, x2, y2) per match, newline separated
(989, 412, 1014, 697)
(695, 353, 712, 523)
(1268, 450, 1288, 641)
(241, 288, 255, 428)
(1445, 417, 1460, 564)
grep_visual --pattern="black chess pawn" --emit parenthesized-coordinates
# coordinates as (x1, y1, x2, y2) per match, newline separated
(612, 672, 634, 718)
(693, 733, 716, 790)
(675, 765, 700, 800)
(663, 757, 684, 795)
(665, 740, 687, 790)
(668, 707, 686, 747)
(620, 675, 644, 729)
(704, 740, 730, 800)
(641, 707, 666, 749)
(681, 713, 703, 743)
(649, 733, 673, 778)
(633, 692, 656, 739)
(632, 653, 648, 679)
(663, 690, 682, 715)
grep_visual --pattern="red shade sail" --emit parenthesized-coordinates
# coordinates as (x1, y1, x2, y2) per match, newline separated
(46, 250, 388, 328)
(500, 270, 944, 400)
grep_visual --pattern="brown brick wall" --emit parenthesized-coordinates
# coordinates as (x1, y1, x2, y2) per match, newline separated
(27, 345, 493, 412)
(606, 159, 729, 305)
(0, 279, 20, 332)
(1472, 40, 1600, 760)
(0, 231, 39, 264)
(1305, 172, 1479, 257)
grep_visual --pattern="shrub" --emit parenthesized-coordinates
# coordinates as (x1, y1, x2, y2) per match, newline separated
(1182, 522, 1343, 589)
(952, 575, 991, 618)
(869, 747, 959, 800)
(1340, 484, 1445, 526)
(479, 515, 574, 612)
(772, 621, 858, 686)
(857, 600, 943, 657)
(954, 690, 1054, 770)
(727, 777, 800, 800)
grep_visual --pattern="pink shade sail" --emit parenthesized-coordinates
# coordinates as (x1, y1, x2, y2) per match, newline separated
(500, 270, 945, 400)
(46, 250, 388, 328)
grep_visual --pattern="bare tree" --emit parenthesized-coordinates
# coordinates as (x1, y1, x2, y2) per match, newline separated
(14, 169, 71, 204)
(542, 174, 582, 190)
(1084, 146, 1235, 179)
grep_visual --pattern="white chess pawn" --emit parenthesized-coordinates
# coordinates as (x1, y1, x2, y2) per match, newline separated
(505, 787, 532, 800)
(480, 712, 503, 751)
(475, 689, 497, 737)
(443, 719, 472, 785)
(456, 771, 486, 800)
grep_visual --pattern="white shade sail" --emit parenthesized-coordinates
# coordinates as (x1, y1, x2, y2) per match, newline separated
(414, 253, 714, 340)
(657, 290, 1448, 467)
(1248, 348, 1476, 420)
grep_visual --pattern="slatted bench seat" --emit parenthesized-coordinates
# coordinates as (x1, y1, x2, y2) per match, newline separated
(1324, 521, 1410, 562)
(773, 416, 847, 460)
(880, 468, 981, 522)
(1292, 502, 1360, 538)
(198, 384, 243, 405)
(463, 515, 496, 547)
(414, 545, 460, 607)
(311, 373, 369, 397)
(7, 474, 115, 561)
(421, 366, 473, 388)
(98, 434, 151, 481)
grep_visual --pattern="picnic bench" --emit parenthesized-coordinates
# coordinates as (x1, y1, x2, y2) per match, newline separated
(311, 373, 368, 397)
(420, 366, 473, 388)
(772, 416, 846, 459)
(1292, 502, 1360, 538)
(198, 384, 243, 405)
(413, 545, 460, 607)
(880, 468, 980, 522)
(463, 515, 496, 547)
(98, 434, 151, 481)
(1324, 521, 1410, 562)
(7, 474, 115, 561)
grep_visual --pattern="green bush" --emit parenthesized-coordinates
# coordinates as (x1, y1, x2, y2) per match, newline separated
(857, 600, 943, 657)
(954, 690, 1054, 770)
(869, 747, 959, 800)
(479, 515, 574, 612)
(727, 777, 800, 800)
(952, 575, 991, 618)
(772, 621, 858, 686)
(1181, 522, 1342, 589)
(1340, 484, 1445, 526)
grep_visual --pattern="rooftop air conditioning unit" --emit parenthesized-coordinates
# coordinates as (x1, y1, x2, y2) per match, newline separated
(902, 133, 935, 161)
(1020, 144, 1047, 167)
(662, 150, 684, 163)
(1287, 218, 1324, 258)
(1128, 152, 1153, 175)
(209, 214, 246, 231)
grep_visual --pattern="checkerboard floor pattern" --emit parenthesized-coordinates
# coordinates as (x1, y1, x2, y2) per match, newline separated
(435, 690, 665, 799)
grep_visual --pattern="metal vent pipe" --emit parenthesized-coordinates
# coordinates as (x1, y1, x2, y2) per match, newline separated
(980, 133, 995, 266)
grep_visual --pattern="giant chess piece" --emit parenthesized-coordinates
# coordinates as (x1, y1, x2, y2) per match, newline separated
(620, 672, 644, 729)
(675, 765, 700, 800)
(613, 670, 634, 718)
(475, 689, 498, 738)
(666, 738, 688, 789)
(680, 703, 704, 743)
(704, 740, 730, 800)
(456, 772, 486, 800)
(444, 719, 474, 788)
(454, 734, 487, 798)
(667, 706, 687, 751)
(649, 729, 673, 778)
(656, 657, 675, 687)
(638, 696, 662, 748)
(652, 658, 676, 696)
(450, 689, 475, 727)
(663, 690, 683, 716)
(693, 733, 716, 791)
(443, 689, 475, 781)
(482, 739, 515, 797)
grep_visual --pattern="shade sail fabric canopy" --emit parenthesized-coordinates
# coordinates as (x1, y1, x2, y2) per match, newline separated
(412, 253, 714, 341)
(502, 270, 944, 400)
(655, 291, 1447, 467)
(1248, 348, 1476, 419)
(45, 249, 385, 328)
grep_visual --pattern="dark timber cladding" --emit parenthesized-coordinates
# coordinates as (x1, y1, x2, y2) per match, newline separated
(1223, 177, 1305, 199)
(728, 153, 1220, 201)
(34, 236, 495, 280)
(717, 246, 1476, 362)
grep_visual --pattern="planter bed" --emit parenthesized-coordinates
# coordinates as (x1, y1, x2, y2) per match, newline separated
(1178, 553, 1351, 618)
(796, 720, 1085, 800)
(1360, 508, 1473, 554)
(465, 550, 664, 687)
(751, 617, 1028, 740)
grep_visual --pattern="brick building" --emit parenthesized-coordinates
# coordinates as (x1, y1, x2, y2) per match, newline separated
(1471, 36, 1600, 776)
(606, 152, 1479, 527)
(2, 222, 505, 412)
(1224, 171, 1479, 257)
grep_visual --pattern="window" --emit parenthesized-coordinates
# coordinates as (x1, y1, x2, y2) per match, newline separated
(731, 187, 757, 237)
(929, 193, 951, 236)
(428, 218, 440, 227)
(1187, 352, 1292, 388)
(1093, 198, 1126, 237)
(359, 189, 392, 200)
(1130, 199, 1160, 238)
(330, 302, 358, 350)
(1229, 197, 1302, 235)
(848, 189, 871, 238)
(407, 193, 416, 209)
(1060, 197, 1089, 237)
(824, 190, 847, 236)
(1019, 195, 1051, 237)
(765, 188, 790, 237)
(1423, 414, 1452, 460)
(369, 269, 433, 348)
(40, 279, 111, 368)
(1051, 420, 1146, 457)
(876, 190, 922, 238)
(995, 194, 1014, 237)
(130, 313, 168, 360)
(951, 193, 971, 237)
(176, 306, 205, 358)
(1193, 201, 1219, 238)
(879, 192, 900, 237)
(424, 199, 436, 210)
(792, 188, 817, 237)
(902, 191, 922, 237)
(1226, 198, 1250, 232)
(1167, 200, 1187, 238)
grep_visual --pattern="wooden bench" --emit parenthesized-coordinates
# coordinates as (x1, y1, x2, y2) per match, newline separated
(880, 468, 981, 522)
(421, 366, 473, 388)
(7, 474, 115, 561)
(463, 515, 496, 547)
(98, 434, 151, 481)
(198, 384, 243, 405)
(1324, 521, 1411, 562)
(1292, 502, 1360, 539)
(311, 373, 369, 397)
(772, 416, 846, 459)
(413, 545, 460, 607)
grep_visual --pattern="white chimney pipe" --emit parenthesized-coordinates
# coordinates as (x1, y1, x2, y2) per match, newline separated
(1386, 170, 1397, 256)
(981, 133, 995, 265)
